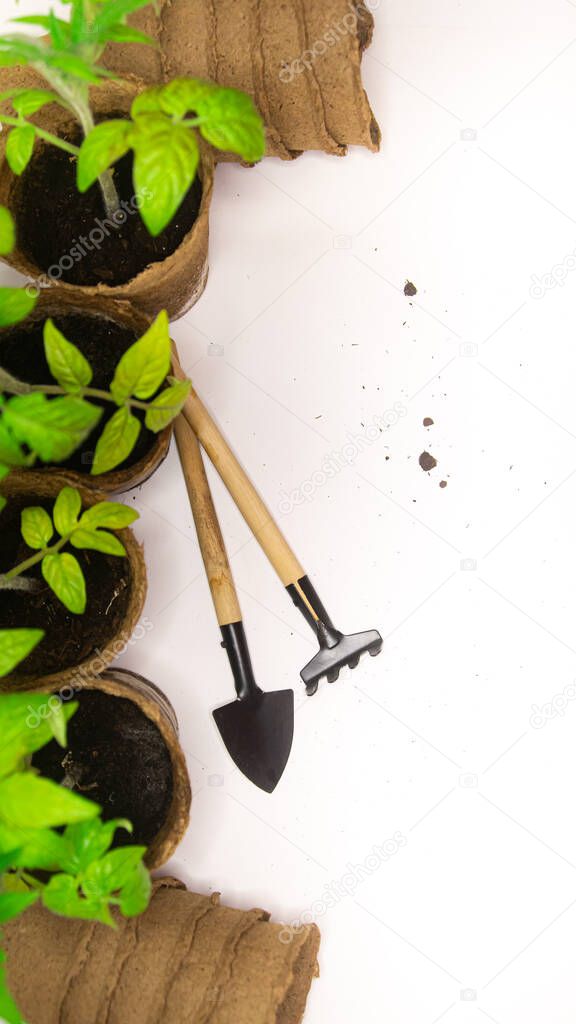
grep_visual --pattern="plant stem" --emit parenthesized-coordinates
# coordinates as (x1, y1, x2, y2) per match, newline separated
(33, 65, 121, 218)
(2, 535, 68, 582)
(25, 383, 152, 412)
(0, 116, 79, 157)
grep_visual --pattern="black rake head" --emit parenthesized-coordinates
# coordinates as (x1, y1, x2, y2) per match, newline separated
(300, 621, 383, 696)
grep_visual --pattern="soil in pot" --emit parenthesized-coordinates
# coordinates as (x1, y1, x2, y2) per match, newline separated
(0, 495, 131, 677)
(32, 689, 174, 847)
(1, 313, 162, 475)
(14, 129, 203, 287)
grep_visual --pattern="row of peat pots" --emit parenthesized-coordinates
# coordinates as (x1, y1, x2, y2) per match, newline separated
(0, 471, 192, 872)
(0, 79, 204, 870)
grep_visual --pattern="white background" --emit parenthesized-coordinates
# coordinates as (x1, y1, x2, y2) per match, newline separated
(3, 1, 576, 1021)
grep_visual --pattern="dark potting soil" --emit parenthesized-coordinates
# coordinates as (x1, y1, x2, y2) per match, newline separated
(32, 689, 173, 846)
(0, 314, 159, 473)
(0, 496, 131, 676)
(15, 133, 203, 287)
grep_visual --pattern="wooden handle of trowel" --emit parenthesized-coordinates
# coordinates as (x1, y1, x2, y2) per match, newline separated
(174, 415, 241, 627)
(172, 346, 319, 625)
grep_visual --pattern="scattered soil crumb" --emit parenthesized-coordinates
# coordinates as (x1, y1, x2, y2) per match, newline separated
(404, 281, 418, 297)
(423, 417, 434, 427)
(419, 451, 438, 472)
(439, 480, 447, 489)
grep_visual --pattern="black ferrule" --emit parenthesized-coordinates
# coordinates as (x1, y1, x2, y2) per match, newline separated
(286, 576, 334, 633)
(220, 621, 262, 704)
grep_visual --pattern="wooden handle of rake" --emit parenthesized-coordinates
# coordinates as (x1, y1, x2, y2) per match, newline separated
(174, 415, 241, 626)
(172, 346, 318, 622)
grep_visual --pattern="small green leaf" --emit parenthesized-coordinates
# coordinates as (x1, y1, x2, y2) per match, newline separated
(42, 874, 114, 925)
(0, 205, 15, 255)
(0, 774, 99, 829)
(91, 407, 141, 475)
(105, 24, 155, 45)
(70, 528, 126, 557)
(11, 88, 59, 117)
(0, 420, 29, 467)
(0, 286, 37, 327)
(0, 628, 43, 679)
(110, 311, 171, 402)
(83, 846, 147, 899)
(197, 87, 265, 163)
(5, 125, 36, 175)
(0, 822, 70, 870)
(77, 120, 131, 192)
(63, 818, 132, 873)
(149, 78, 210, 118)
(21, 506, 53, 549)
(4, 393, 102, 463)
(132, 119, 199, 236)
(144, 379, 191, 432)
(131, 86, 164, 118)
(0, 890, 38, 924)
(0, 957, 23, 1024)
(48, 53, 107, 84)
(53, 485, 82, 536)
(42, 552, 86, 614)
(44, 320, 92, 393)
(80, 501, 139, 530)
(119, 860, 151, 917)
(46, 701, 68, 747)
(0, 694, 75, 777)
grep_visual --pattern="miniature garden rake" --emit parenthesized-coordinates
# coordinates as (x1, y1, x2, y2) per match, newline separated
(172, 349, 383, 696)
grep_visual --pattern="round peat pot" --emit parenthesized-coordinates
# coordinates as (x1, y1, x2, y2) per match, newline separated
(0, 70, 214, 321)
(1, 292, 172, 493)
(30, 670, 191, 868)
(0, 475, 146, 691)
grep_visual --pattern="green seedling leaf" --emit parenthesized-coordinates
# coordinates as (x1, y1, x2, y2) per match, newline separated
(44, 320, 92, 393)
(131, 85, 164, 118)
(90, 406, 141, 475)
(132, 120, 199, 236)
(48, 52, 108, 83)
(53, 485, 82, 536)
(91, 0, 155, 32)
(196, 87, 265, 163)
(0, 421, 29, 468)
(0, 286, 37, 327)
(0, 773, 99, 829)
(104, 24, 155, 45)
(11, 88, 59, 117)
(0, 822, 70, 870)
(0, 890, 38, 924)
(0, 956, 23, 1024)
(21, 506, 53, 549)
(80, 501, 138, 530)
(63, 818, 132, 873)
(0, 628, 43, 679)
(70, 527, 126, 556)
(42, 551, 86, 614)
(83, 845, 147, 899)
(5, 125, 36, 175)
(147, 78, 210, 118)
(119, 860, 151, 916)
(4, 393, 102, 462)
(0, 694, 75, 777)
(77, 120, 132, 192)
(0, 205, 15, 255)
(144, 379, 191, 432)
(42, 873, 114, 925)
(110, 310, 170, 401)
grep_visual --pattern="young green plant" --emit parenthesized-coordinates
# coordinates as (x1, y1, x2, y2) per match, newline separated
(0, 486, 138, 614)
(0, 0, 156, 216)
(0, 691, 151, 1024)
(78, 77, 265, 235)
(0, 309, 191, 477)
